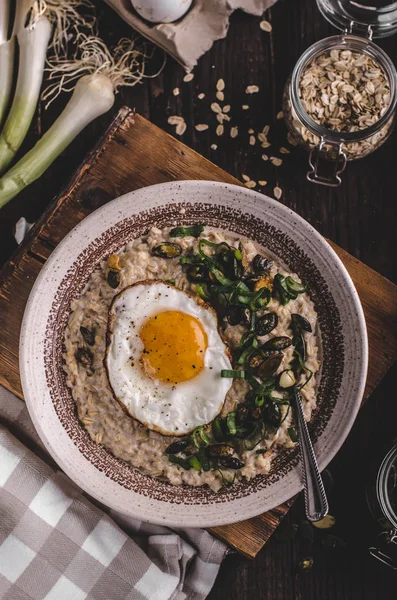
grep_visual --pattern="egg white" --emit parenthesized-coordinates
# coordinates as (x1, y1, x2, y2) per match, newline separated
(105, 281, 232, 436)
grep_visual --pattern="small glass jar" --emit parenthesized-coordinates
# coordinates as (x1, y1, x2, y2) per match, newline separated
(366, 441, 397, 570)
(283, 0, 397, 186)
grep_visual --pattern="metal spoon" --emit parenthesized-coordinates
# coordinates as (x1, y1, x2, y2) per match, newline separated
(292, 386, 329, 522)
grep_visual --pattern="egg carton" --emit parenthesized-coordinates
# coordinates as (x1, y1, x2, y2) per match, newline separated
(104, 0, 277, 71)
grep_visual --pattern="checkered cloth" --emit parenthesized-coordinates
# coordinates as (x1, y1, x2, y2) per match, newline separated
(0, 387, 228, 600)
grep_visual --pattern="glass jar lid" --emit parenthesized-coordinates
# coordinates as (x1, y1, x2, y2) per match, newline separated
(316, 0, 397, 38)
(377, 443, 397, 529)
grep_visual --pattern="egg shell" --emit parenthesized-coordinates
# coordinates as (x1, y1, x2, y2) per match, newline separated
(131, 0, 193, 24)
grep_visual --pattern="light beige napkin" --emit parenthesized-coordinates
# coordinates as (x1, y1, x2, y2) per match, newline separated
(104, 0, 278, 70)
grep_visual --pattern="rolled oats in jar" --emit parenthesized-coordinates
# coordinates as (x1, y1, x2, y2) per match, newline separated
(283, 0, 397, 186)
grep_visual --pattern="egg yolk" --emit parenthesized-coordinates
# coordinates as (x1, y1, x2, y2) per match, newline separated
(139, 310, 208, 384)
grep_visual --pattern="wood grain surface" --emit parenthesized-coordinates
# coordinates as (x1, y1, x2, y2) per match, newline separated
(1, 0, 397, 596)
(1, 109, 396, 561)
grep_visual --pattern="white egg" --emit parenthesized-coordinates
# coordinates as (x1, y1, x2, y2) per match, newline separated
(105, 281, 232, 436)
(131, 0, 193, 24)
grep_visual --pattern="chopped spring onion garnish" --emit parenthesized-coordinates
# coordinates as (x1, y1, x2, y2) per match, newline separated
(212, 418, 225, 442)
(273, 274, 306, 305)
(221, 369, 245, 379)
(226, 412, 237, 435)
(170, 224, 204, 238)
(0, 0, 14, 128)
(188, 455, 202, 471)
(192, 426, 210, 448)
(0, 36, 147, 208)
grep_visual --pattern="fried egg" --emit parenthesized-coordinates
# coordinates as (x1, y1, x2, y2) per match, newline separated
(105, 281, 232, 436)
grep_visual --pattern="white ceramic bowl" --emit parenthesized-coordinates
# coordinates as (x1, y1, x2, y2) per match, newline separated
(20, 181, 368, 527)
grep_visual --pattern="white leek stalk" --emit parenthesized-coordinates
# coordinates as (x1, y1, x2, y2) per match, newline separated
(0, 37, 146, 209)
(0, 0, 94, 174)
(0, 75, 114, 207)
(0, 17, 52, 173)
(0, 0, 14, 127)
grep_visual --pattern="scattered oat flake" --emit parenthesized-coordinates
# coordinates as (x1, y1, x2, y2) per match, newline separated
(216, 113, 224, 124)
(242, 174, 250, 182)
(173, 88, 180, 96)
(245, 180, 257, 188)
(262, 125, 270, 135)
(248, 128, 254, 134)
(260, 20, 272, 32)
(261, 154, 269, 161)
(246, 85, 259, 94)
(175, 121, 187, 135)
(277, 111, 284, 119)
(216, 78, 225, 91)
(230, 126, 238, 138)
(183, 73, 194, 82)
(249, 135, 256, 145)
(271, 157, 283, 166)
(195, 124, 209, 131)
(223, 105, 231, 113)
(258, 180, 267, 186)
(216, 124, 224, 136)
(216, 91, 225, 102)
(168, 116, 184, 125)
(280, 147, 290, 154)
(242, 104, 249, 110)
(261, 141, 271, 148)
(257, 132, 267, 143)
(211, 102, 222, 113)
(274, 186, 282, 199)
(198, 93, 205, 99)
(211, 143, 218, 150)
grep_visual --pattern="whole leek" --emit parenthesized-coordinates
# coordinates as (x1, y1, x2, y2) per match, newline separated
(0, 17, 52, 173)
(0, 0, 94, 175)
(0, 37, 146, 209)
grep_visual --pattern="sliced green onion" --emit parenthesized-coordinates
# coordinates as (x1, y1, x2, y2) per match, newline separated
(255, 395, 265, 407)
(285, 276, 306, 294)
(212, 418, 225, 442)
(179, 254, 203, 265)
(195, 283, 211, 301)
(197, 447, 210, 471)
(170, 224, 204, 238)
(221, 369, 245, 379)
(226, 412, 237, 435)
(188, 455, 202, 471)
(288, 427, 298, 443)
(168, 455, 191, 470)
(192, 426, 210, 448)
(209, 267, 234, 286)
(165, 279, 176, 285)
(273, 274, 292, 305)
(234, 248, 243, 261)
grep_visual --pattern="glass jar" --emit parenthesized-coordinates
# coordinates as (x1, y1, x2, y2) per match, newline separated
(283, 0, 397, 186)
(366, 441, 397, 570)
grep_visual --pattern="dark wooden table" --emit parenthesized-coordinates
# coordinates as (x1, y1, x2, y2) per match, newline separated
(1, 0, 397, 598)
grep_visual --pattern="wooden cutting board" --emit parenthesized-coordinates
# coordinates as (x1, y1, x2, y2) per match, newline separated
(1, 107, 397, 558)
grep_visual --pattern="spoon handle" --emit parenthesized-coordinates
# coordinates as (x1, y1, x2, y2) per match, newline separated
(293, 386, 329, 522)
